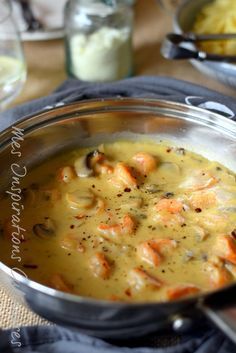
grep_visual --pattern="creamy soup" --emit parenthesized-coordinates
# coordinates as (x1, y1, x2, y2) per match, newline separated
(0, 141, 236, 302)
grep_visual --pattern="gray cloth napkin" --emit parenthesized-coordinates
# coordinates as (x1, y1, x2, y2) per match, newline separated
(0, 76, 235, 129)
(0, 76, 236, 353)
(0, 325, 235, 353)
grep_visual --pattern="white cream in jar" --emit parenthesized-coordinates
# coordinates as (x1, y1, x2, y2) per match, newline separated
(70, 26, 132, 82)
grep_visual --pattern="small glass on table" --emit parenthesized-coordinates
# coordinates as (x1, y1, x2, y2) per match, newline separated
(0, 0, 26, 110)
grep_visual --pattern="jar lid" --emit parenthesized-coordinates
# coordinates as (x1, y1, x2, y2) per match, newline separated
(78, 1, 118, 17)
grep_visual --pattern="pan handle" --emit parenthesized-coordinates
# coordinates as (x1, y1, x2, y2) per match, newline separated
(201, 305, 236, 344)
(199, 286, 236, 344)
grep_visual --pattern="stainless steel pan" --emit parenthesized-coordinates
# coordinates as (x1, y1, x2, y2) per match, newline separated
(0, 98, 236, 341)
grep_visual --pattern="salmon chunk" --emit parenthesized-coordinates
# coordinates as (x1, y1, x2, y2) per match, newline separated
(132, 152, 157, 174)
(213, 235, 236, 265)
(128, 268, 162, 291)
(137, 239, 177, 267)
(50, 274, 74, 293)
(155, 199, 183, 214)
(167, 284, 200, 300)
(98, 214, 136, 240)
(58, 166, 76, 183)
(203, 261, 232, 289)
(137, 241, 162, 267)
(90, 252, 111, 279)
(113, 162, 138, 188)
(188, 190, 217, 209)
(154, 199, 185, 226)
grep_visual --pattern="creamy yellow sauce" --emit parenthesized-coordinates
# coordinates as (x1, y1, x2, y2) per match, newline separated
(0, 140, 236, 302)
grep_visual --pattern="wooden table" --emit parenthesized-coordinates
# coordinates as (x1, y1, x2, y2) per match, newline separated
(13, 0, 235, 108)
(1, 0, 235, 331)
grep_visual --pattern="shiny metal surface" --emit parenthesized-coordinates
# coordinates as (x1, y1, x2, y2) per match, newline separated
(161, 33, 236, 62)
(167, 32, 236, 43)
(203, 307, 236, 345)
(0, 98, 236, 339)
(172, 316, 194, 333)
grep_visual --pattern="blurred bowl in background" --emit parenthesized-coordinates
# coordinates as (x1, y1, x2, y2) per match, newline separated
(173, 0, 236, 89)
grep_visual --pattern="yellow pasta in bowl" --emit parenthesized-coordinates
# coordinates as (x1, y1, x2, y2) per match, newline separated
(193, 0, 236, 55)
(174, 0, 236, 89)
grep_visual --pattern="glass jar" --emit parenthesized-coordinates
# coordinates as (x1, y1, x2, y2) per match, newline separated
(64, 0, 133, 82)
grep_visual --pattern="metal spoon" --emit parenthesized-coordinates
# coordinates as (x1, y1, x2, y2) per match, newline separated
(166, 32, 236, 45)
(161, 33, 236, 63)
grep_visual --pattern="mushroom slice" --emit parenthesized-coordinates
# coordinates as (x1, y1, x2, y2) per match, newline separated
(86, 150, 105, 168)
(145, 184, 162, 194)
(174, 147, 186, 156)
(193, 225, 208, 242)
(74, 156, 93, 178)
(60, 234, 85, 253)
(219, 206, 236, 213)
(121, 196, 143, 210)
(158, 162, 181, 175)
(179, 170, 217, 191)
(66, 190, 95, 210)
(33, 218, 56, 239)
